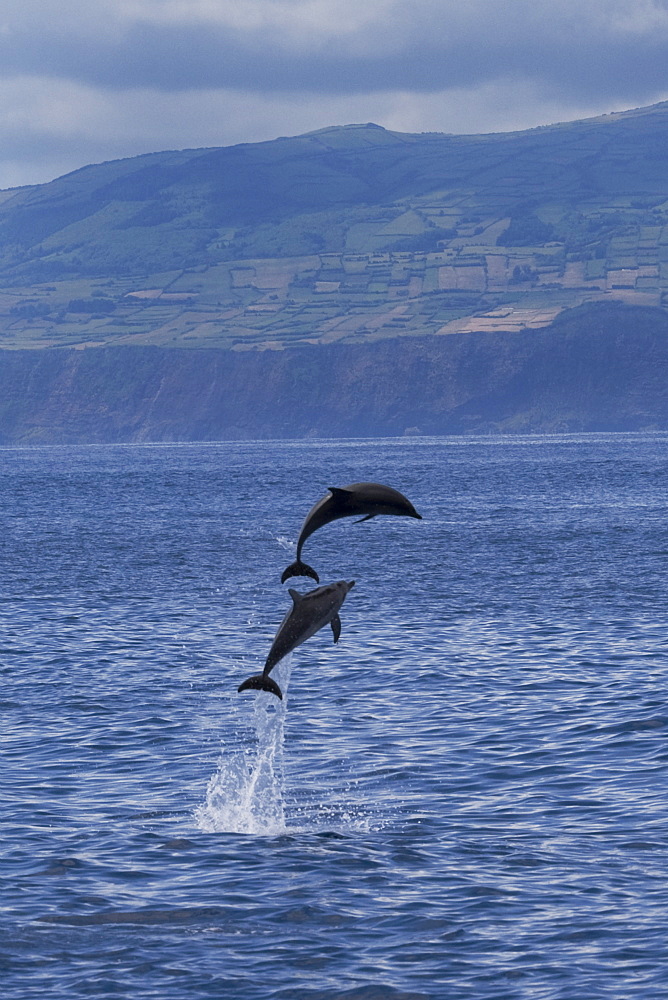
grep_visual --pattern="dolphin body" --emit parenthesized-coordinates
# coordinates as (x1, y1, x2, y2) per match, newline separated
(281, 481, 422, 584)
(238, 579, 355, 700)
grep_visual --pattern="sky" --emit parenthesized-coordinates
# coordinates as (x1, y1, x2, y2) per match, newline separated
(2, 0, 668, 189)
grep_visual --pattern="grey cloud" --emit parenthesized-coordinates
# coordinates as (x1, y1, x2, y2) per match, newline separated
(2, 3, 668, 106)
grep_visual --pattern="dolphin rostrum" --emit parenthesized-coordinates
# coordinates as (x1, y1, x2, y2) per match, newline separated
(281, 482, 422, 583)
(238, 579, 356, 700)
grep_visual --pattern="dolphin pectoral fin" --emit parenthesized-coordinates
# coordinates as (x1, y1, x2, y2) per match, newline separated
(354, 514, 376, 523)
(281, 560, 320, 584)
(238, 674, 283, 700)
(330, 613, 341, 643)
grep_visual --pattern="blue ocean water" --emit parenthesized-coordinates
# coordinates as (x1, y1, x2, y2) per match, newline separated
(2, 434, 668, 999)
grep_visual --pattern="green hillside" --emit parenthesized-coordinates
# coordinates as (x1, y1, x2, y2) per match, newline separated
(2, 103, 668, 351)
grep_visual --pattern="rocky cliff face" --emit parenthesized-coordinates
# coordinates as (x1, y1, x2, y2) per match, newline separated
(1, 303, 667, 443)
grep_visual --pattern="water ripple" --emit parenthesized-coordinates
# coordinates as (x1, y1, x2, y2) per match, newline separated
(2, 437, 668, 998)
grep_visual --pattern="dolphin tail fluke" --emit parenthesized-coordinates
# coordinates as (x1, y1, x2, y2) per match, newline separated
(280, 560, 320, 584)
(237, 674, 283, 700)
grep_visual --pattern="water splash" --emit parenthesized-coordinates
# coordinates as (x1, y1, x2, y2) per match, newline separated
(195, 657, 292, 835)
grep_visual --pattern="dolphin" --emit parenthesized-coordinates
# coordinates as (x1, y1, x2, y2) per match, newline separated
(238, 579, 356, 700)
(281, 481, 422, 583)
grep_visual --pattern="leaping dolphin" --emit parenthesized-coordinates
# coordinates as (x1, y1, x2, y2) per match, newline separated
(238, 579, 355, 700)
(281, 481, 422, 583)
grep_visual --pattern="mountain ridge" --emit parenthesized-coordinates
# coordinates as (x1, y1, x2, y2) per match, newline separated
(2, 103, 668, 439)
(2, 101, 668, 355)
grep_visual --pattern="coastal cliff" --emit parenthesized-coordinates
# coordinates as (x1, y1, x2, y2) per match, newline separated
(1, 303, 666, 443)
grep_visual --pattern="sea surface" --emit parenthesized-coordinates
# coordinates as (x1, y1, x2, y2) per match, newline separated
(2, 434, 668, 999)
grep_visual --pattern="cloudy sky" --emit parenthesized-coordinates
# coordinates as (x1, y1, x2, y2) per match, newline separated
(1, 0, 668, 188)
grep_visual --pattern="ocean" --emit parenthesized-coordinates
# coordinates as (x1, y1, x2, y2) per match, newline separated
(2, 434, 668, 999)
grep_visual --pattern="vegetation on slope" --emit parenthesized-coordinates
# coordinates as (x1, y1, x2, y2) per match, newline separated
(2, 105, 668, 350)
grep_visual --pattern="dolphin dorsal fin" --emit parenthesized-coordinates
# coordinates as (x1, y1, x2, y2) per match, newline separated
(328, 486, 352, 498)
(288, 588, 304, 604)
